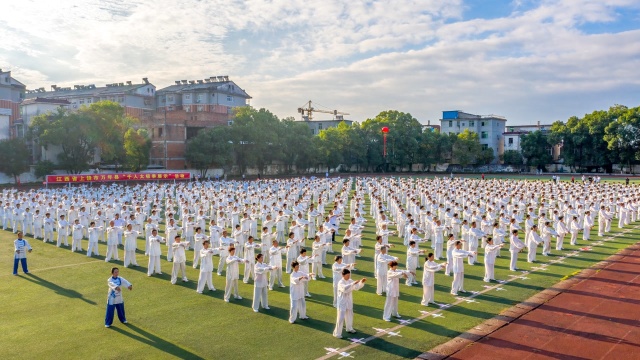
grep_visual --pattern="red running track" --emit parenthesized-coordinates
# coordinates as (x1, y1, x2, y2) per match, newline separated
(448, 243, 640, 360)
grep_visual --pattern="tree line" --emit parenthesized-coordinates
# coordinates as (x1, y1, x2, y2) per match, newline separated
(0, 101, 152, 181)
(1, 102, 638, 182)
(186, 108, 496, 176)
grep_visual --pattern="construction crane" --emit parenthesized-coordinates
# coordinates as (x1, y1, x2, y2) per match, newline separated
(297, 100, 349, 121)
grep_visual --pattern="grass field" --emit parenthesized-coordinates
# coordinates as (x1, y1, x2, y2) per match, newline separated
(1, 189, 639, 360)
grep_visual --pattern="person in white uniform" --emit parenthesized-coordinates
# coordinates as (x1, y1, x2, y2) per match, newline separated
(332, 268, 366, 338)
(420, 253, 446, 305)
(252, 253, 276, 312)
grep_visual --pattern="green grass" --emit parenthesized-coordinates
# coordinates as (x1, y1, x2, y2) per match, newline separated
(1, 195, 639, 360)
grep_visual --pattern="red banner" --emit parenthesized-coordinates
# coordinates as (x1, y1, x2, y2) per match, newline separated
(46, 172, 191, 184)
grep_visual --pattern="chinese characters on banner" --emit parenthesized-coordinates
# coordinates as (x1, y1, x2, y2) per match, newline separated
(46, 172, 191, 184)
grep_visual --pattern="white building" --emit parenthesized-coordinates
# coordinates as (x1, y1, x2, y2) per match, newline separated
(0, 108, 10, 140)
(503, 122, 561, 161)
(18, 97, 71, 163)
(439, 111, 506, 163)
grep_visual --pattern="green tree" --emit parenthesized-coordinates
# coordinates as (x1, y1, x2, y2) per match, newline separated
(123, 128, 151, 172)
(360, 110, 423, 171)
(29, 108, 99, 174)
(520, 131, 553, 169)
(34, 160, 56, 180)
(278, 118, 316, 173)
(452, 129, 481, 166)
(315, 126, 344, 172)
(0, 138, 30, 183)
(231, 107, 281, 174)
(85, 101, 136, 171)
(604, 106, 640, 173)
(501, 150, 524, 166)
(185, 126, 234, 177)
(476, 147, 495, 165)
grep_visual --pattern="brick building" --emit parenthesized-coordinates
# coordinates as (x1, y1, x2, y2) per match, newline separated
(147, 76, 251, 169)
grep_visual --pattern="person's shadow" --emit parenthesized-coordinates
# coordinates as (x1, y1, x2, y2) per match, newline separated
(110, 324, 205, 359)
(21, 274, 97, 305)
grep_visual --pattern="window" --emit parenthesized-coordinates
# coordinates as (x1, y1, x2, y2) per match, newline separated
(87, 98, 92, 104)
(197, 105, 204, 112)
(449, 121, 452, 127)
(117, 96, 125, 103)
(79, 98, 85, 104)
(158, 128, 163, 138)
(227, 120, 234, 126)
(462, 122, 465, 126)
(311, 129, 315, 135)
(318, 123, 323, 130)
(197, 94, 203, 102)
(469, 121, 474, 127)
(508, 138, 513, 144)
(227, 95, 233, 102)
(481, 131, 488, 139)
(168, 95, 174, 102)
(185, 106, 191, 112)
(481, 121, 485, 126)
(482, 144, 488, 150)
(185, 94, 191, 100)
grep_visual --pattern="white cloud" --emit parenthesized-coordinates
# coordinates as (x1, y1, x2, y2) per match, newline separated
(1, 0, 639, 125)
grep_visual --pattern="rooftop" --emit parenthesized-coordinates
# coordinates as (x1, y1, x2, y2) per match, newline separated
(24, 78, 153, 99)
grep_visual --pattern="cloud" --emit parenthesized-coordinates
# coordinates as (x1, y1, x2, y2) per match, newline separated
(1, 0, 639, 125)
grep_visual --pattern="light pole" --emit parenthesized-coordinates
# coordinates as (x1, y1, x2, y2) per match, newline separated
(382, 126, 389, 171)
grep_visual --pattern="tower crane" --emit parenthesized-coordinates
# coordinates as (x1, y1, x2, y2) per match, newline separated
(297, 100, 349, 121)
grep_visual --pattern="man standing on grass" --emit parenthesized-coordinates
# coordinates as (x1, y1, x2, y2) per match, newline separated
(421, 253, 446, 305)
(450, 241, 475, 296)
(13, 231, 32, 275)
(105, 267, 132, 328)
(289, 260, 311, 323)
(333, 268, 366, 338)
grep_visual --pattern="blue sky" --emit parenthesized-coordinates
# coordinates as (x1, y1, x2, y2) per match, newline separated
(1, 0, 639, 125)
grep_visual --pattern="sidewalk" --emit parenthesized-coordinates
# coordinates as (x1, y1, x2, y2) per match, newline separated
(421, 242, 640, 360)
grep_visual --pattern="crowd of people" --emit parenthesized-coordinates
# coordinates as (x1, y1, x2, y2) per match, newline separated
(6, 176, 639, 336)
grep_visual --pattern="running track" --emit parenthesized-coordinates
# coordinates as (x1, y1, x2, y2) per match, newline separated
(427, 242, 640, 360)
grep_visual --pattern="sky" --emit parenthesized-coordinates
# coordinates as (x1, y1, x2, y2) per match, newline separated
(1, 0, 639, 125)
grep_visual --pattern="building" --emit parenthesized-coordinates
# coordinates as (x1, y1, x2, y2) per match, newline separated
(147, 76, 251, 169)
(24, 78, 156, 120)
(300, 117, 354, 135)
(503, 122, 561, 161)
(18, 98, 71, 163)
(422, 120, 440, 133)
(0, 69, 26, 139)
(439, 110, 506, 163)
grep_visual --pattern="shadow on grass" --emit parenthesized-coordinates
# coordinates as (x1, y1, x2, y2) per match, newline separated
(110, 323, 206, 359)
(21, 273, 97, 305)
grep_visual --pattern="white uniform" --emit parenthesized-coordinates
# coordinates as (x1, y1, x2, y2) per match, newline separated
(333, 278, 364, 338)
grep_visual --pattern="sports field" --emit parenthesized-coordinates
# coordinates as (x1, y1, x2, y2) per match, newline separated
(1, 180, 639, 360)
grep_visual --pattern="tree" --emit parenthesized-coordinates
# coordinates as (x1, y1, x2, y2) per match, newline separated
(84, 101, 137, 171)
(34, 160, 56, 180)
(29, 109, 99, 174)
(360, 110, 423, 171)
(185, 126, 234, 177)
(604, 106, 640, 173)
(452, 129, 481, 166)
(520, 131, 553, 170)
(501, 150, 524, 166)
(476, 147, 495, 165)
(231, 107, 281, 174)
(549, 105, 624, 172)
(0, 138, 30, 183)
(123, 128, 152, 172)
(315, 126, 344, 172)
